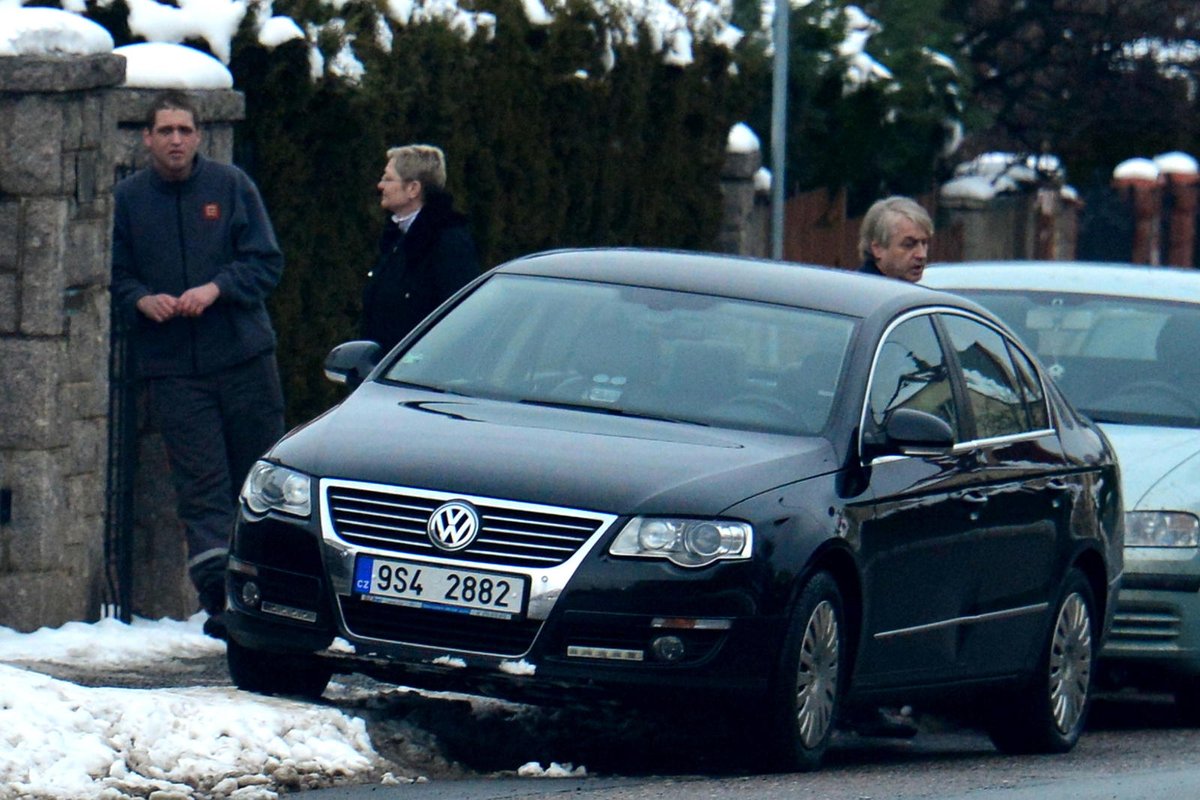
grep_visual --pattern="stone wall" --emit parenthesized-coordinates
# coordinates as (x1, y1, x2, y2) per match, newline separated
(0, 54, 124, 631)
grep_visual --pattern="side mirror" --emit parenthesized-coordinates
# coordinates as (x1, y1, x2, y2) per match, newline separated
(863, 408, 956, 461)
(884, 408, 955, 455)
(323, 340, 382, 389)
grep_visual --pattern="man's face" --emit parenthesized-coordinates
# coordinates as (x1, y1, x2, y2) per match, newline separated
(378, 161, 422, 217)
(143, 108, 201, 181)
(871, 215, 930, 283)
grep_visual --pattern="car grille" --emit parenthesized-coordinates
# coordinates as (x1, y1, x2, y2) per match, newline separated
(339, 596, 541, 656)
(325, 484, 608, 568)
(1110, 600, 1181, 644)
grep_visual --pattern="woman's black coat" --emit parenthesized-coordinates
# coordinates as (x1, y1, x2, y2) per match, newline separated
(361, 189, 480, 352)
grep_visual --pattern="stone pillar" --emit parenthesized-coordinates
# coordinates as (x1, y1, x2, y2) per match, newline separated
(0, 54, 125, 631)
(1113, 158, 1163, 266)
(109, 88, 246, 620)
(719, 124, 769, 258)
(1156, 152, 1199, 268)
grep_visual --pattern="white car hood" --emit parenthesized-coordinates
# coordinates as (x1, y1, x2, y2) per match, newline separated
(1099, 423, 1200, 511)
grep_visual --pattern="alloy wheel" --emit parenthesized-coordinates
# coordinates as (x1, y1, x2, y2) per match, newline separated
(1048, 591, 1092, 734)
(795, 599, 839, 747)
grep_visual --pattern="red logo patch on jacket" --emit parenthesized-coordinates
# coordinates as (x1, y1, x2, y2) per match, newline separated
(203, 203, 221, 221)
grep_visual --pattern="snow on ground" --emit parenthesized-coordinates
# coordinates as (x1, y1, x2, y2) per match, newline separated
(0, 614, 381, 799)
(0, 614, 588, 799)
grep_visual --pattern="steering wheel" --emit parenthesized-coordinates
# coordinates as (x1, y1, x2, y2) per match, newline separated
(1105, 380, 1200, 416)
(712, 394, 796, 418)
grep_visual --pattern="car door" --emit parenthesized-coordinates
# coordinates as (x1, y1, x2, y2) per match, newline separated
(852, 311, 984, 687)
(935, 312, 1074, 677)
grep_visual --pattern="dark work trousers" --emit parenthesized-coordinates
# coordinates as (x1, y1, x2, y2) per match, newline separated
(148, 352, 286, 612)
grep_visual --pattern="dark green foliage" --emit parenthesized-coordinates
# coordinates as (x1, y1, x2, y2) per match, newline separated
(224, 1, 749, 423)
(89, 0, 963, 425)
(739, 0, 963, 214)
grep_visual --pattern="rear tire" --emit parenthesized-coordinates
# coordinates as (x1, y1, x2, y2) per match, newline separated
(765, 570, 844, 772)
(987, 568, 1095, 754)
(226, 638, 333, 700)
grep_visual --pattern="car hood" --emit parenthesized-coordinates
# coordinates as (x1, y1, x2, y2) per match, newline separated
(1098, 423, 1200, 511)
(270, 383, 839, 515)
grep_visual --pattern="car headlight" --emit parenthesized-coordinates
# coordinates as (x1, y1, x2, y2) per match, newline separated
(1125, 511, 1200, 547)
(609, 517, 753, 567)
(242, 461, 312, 518)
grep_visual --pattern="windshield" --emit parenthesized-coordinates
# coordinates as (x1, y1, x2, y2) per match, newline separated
(382, 274, 856, 435)
(955, 289, 1200, 428)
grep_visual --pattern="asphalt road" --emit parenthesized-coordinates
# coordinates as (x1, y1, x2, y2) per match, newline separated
(43, 652, 1200, 800)
(300, 690, 1200, 800)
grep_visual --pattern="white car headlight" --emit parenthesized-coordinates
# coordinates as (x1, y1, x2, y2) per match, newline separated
(242, 461, 312, 517)
(609, 517, 753, 567)
(1125, 511, 1200, 547)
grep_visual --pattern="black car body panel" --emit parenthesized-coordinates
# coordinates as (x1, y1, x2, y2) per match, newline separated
(225, 248, 1122, 740)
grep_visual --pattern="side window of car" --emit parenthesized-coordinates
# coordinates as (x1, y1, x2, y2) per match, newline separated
(1008, 342, 1050, 430)
(940, 315, 1030, 440)
(868, 315, 959, 435)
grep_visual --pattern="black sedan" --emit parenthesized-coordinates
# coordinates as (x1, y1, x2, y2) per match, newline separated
(224, 249, 1122, 771)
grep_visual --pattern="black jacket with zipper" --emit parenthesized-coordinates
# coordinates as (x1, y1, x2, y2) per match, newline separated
(111, 154, 284, 377)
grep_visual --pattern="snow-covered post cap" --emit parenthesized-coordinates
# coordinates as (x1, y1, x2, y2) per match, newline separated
(727, 122, 760, 154)
(723, 122, 762, 182)
(1154, 151, 1199, 185)
(1112, 157, 1161, 186)
(0, 7, 124, 91)
(115, 42, 233, 89)
(0, 7, 114, 57)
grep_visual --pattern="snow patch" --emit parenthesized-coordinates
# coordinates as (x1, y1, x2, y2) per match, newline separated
(116, 41, 234, 89)
(499, 659, 536, 676)
(0, 7, 113, 56)
(517, 760, 588, 777)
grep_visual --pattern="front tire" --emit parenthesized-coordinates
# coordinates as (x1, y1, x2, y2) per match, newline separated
(987, 568, 1095, 754)
(766, 570, 845, 772)
(227, 638, 333, 700)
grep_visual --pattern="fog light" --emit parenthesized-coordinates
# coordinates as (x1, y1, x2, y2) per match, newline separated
(650, 635, 685, 662)
(240, 580, 262, 608)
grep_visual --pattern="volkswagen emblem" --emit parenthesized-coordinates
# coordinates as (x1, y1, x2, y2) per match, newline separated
(427, 501, 481, 551)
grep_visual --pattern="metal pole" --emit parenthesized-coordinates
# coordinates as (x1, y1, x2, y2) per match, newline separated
(770, 0, 789, 260)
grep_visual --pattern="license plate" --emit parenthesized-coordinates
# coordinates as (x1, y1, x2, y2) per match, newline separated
(352, 557, 527, 619)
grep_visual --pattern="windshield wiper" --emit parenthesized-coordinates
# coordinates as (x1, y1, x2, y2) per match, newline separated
(518, 398, 706, 426)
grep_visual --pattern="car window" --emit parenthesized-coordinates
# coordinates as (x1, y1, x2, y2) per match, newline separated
(940, 315, 1029, 440)
(867, 315, 959, 437)
(1007, 343, 1050, 430)
(954, 290, 1200, 427)
(382, 274, 857, 435)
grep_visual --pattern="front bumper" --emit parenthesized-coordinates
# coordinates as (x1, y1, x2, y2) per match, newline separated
(224, 490, 784, 702)
(1099, 546, 1200, 682)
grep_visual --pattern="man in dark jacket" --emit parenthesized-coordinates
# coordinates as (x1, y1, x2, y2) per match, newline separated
(857, 195, 933, 283)
(361, 144, 480, 352)
(111, 91, 286, 638)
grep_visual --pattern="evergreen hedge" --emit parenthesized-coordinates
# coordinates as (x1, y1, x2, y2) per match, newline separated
(225, 1, 754, 424)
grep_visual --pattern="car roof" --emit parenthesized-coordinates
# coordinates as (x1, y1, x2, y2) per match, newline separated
(924, 260, 1200, 304)
(495, 248, 966, 319)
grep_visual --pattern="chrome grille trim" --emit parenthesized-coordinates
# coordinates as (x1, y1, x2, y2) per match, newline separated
(318, 479, 620, 653)
(325, 483, 610, 567)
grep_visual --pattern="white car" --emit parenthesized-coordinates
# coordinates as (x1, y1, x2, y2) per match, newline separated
(926, 261, 1200, 721)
